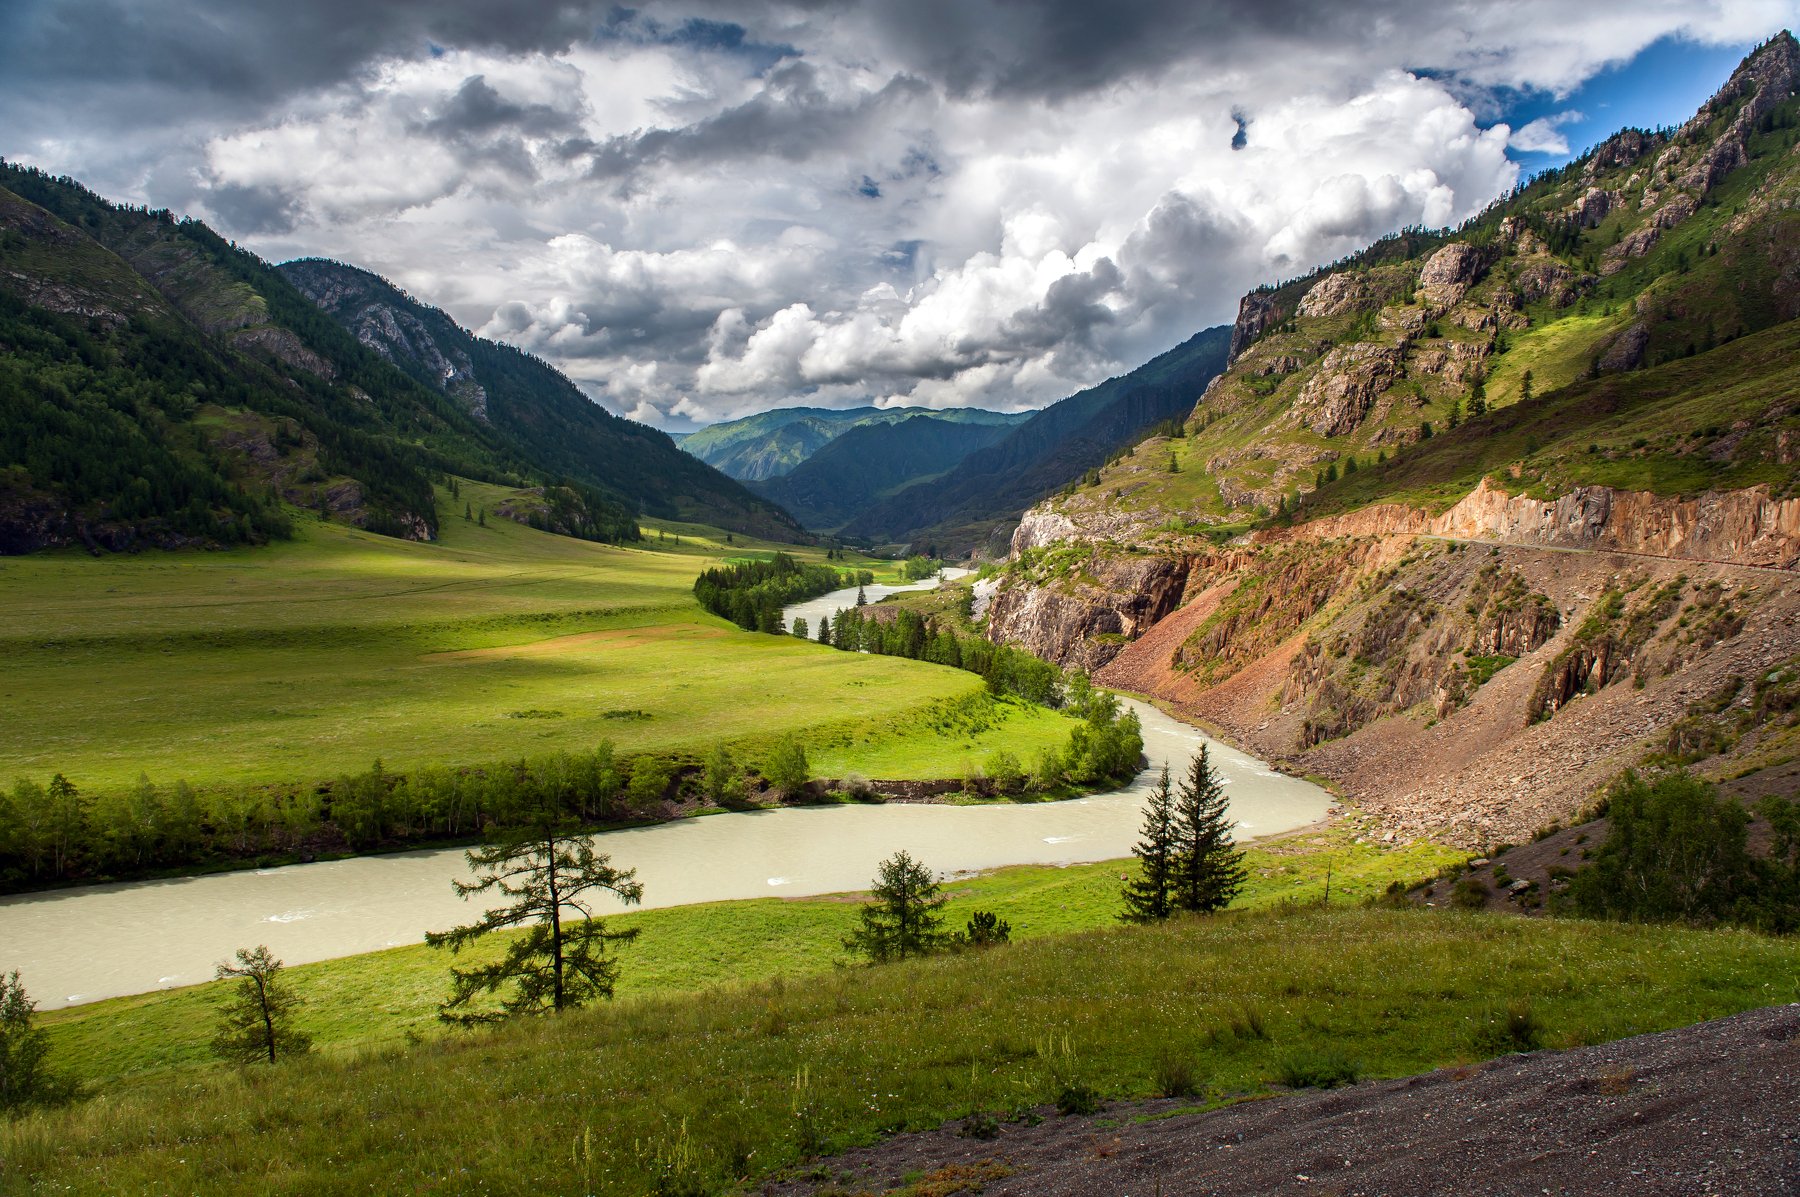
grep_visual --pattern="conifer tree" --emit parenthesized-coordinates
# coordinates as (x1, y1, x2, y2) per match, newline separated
(0, 971, 74, 1110)
(844, 851, 950, 962)
(212, 946, 312, 1065)
(427, 817, 642, 1023)
(1120, 765, 1177, 922)
(1171, 746, 1247, 914)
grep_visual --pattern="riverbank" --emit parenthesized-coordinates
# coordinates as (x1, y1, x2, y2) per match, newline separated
(36, 824, 1455, 1089)
(15, 899, 1797, 1196)
(3, 697, 1330, 1010)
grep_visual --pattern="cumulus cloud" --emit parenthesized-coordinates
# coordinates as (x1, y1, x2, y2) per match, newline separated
(1510, 110, 1585, 155)
(1, 0, 1789, 426)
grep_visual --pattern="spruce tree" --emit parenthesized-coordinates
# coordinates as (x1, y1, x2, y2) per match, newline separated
(212, 946, 312, 1065)
(426, 817, 642, 1023)
(844, 851, 950, 962)
(1171, 746, 1247, 914)
(1120, 765, 1177, 922)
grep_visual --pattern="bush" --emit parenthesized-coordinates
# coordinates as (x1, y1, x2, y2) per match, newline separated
(1451, 877, 1490, 909)
(1567, 771, 1752, 923)
(1151, 1049, 1203, 1099)
(1053, 1082, 1101, 1116)
(1275, 1046, 1361, 1089)
(763, 736, 810, 797)
(0, 971, 76, 1113)
(625, 759, 674, 811)
(955, 910, 1011, 948)
(1474, 998, 1545, 1054)
(984, 750, 1024, 796)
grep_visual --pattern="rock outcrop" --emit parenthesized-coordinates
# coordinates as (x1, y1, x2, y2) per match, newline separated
(1297, 342, 1405, 437)
(1226, 291, 1280, 365)
(1416, 243, 1482, 310)
(986, 552, 1191, 672)
(1263, 478, 1800, 571)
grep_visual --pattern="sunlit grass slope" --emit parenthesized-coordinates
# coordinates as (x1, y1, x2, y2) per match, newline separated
(0, 484, 1072, 791)
(10, 898, 1796, 1195)
(39, 825, 1457, 1089)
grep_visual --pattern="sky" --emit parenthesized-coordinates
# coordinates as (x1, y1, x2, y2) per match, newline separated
(2, 2, 1794, 429)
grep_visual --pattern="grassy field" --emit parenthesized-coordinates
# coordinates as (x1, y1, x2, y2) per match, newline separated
(37, 824, 1457, 1089)
(10, 890, 1795, 1193)
(0, 482, 1082, 795)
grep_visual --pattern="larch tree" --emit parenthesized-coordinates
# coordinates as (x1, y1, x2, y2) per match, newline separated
(1121, 765, 1177, 922)
(212, 946, 312, 1065)
(1171, 746, 1247, 914)
(426, 818, 642, 1024)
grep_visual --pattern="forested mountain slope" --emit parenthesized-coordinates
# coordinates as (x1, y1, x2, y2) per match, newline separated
(986, 33, 1800, 848)
(279, 259, 800, 540)
(0, 166, 801, 552)
(841, 323, 1233, 553)
(748, 413, 1021, 531)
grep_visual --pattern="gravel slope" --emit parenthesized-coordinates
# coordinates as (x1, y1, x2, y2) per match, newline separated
(772, 1004, 1800, 1197)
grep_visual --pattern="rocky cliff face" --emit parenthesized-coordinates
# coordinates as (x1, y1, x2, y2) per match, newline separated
(986, 549, 1192, 672)
(1266, 478, 1800, 569)
(281, 261, 489, 422)
(1045, 526, 1797, 848)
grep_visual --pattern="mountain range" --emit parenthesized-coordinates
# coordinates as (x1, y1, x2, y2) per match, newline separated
(0, 166, 800, 551)
(677, 405, 1029, 482)
(986, 31, 1800, 851)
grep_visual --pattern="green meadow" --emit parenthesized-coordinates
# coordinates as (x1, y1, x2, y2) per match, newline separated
(12, 889, 1796, 1194)
(35, 823, 1458, 1091)
(0, 482, 1080, 796)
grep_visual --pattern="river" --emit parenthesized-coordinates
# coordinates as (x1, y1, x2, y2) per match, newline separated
(0, 571, 1330, 1010)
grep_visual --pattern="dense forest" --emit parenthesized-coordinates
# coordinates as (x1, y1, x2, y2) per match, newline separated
(0, 162, 765, 552)
(692, 553, 872, 632)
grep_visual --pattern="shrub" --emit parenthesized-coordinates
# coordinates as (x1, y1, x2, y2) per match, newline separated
(0, 971, 76, 1113)
(763, 736, 810, 797)
(1275, 1046, 1361, 1089)
(1474, 998, 1545, 1054)
(1151, 1049, 1203, 1099)
(1451, 877, 1490, 908)
(983, 750, 1024, 796)
(955, 910, 1011, 948)
(1567, 771, 1752, 923)
(625, 758, 674, 811)
(1053, 1082, 1101, 1116)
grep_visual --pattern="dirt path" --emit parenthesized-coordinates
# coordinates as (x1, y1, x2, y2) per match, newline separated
(770, 1003, 1800, 1196)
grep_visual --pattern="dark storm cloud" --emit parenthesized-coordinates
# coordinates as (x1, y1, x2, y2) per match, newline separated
(422, 76, 580, 141)
(0, 0, 611, 109)
(0, 0, 1424, 135)
(580, 62, 930, 180)
(203, 182, 304, 235)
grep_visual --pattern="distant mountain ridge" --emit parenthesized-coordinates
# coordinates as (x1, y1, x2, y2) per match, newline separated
(839, 324, 1234, 553)
(747, 413, 1022, 531)
(679, 405, 1029, 481)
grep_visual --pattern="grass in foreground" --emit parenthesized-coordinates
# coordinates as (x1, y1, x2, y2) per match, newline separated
(9, 898, 1796, 1196)
(39, 827, 1455, 1089)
